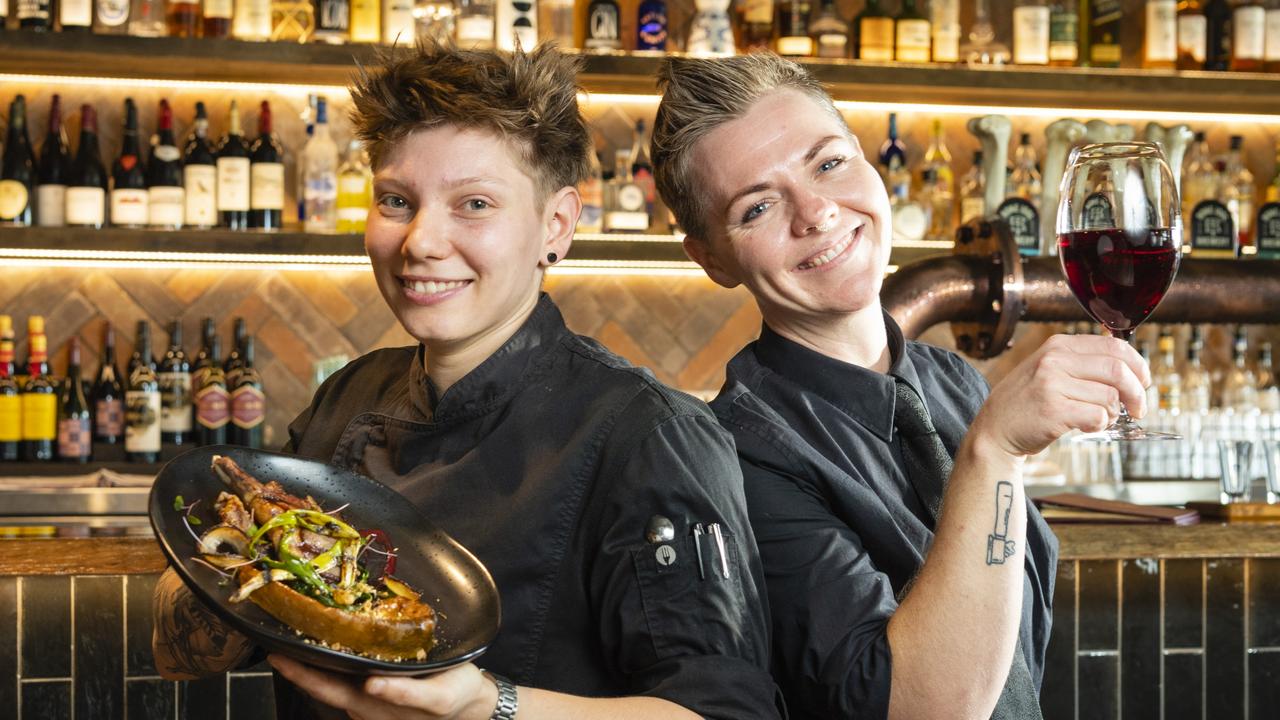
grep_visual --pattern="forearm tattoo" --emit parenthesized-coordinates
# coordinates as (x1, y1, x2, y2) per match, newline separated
(153, 572, 253, 678)
(985, 481, 1018, 565)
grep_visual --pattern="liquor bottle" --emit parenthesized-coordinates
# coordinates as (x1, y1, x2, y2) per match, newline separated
(110, 98, 149, 228)
(920, 167, 953, 242)
(217, 99, 251, 230)
(349, 0, 379, 40)
(1013, 0, 1051, 66)
(931, 0, 960, 62)
(775, 0, 814, 56)
(1048, 0, 1078, 65)
(58, 338, 92, 464)
(66, 104, 108, 229)
(537, 0, 572, 46)
(194, 333, 228, 446)
(1220, 326, 1258, 412)
(183, 102, 218, 229)
(922, 118, 953, 196)
(147, 99, 185, 230)
(229, 336, 264, 449)
(0, 0, 7, 27)
(1000, 132, 1042, 255)
(1153, 327, 1183, 412)
(853, 0, 889, 59)
(1204, 0, 1231, 71)
(1177, 0, 1208, 69)
(383, 0, 414, 44)
(337, 140, 372, 234)
(250, 101, 285, 232)
(1267, 0, 1280, 71)
(959, 149, 986, 223)
(129, 321, 155, 377)
(158, 320, 191, 448)
(1085, 0, 1122, 67)
(0, 317, 19, 463)
(92, 323, 125, 447)
(167, 0, 202, 36)
(603, 150, 650, 232)
(628, 120, 656, 218)
(1183, 326, 1212, 414)
(224, 317, 247, 389)
(457, 0, 496, 48)
(1231, 0, 1266, 71)
(125, 324, 161, 464)
(1145, 0, 1178, 68)
(313, 0, 351, 41)
(492, 0, 536, 49)
(1268, 137, 1280, 203)
(894, 0, 929, 62)
(1191, 157, 1238, 257)
(192, 318, 216, 388)
(232, 0, 271, 38)
(809, 0, 847, 58)
(1257, 341, 1279, 413)
(687, 0, 736, 56)
(302, 96, 339, 233)
(1181, 131, 1214, 219)
(21, 317, 56, 463)
(298, 96, 316, 224)
(735, 0, 774, 52)
(878, 113, 909, 198)
(962, 0, 1011, 64)
(635, 0, 667, 51)
(17, 0, 52, 30)
(0, 95, 35, 227)
(129, 0, 167, 35)
(94, 0, 131, 33)
(1225, 135, 1255, 251)
(272, 0, 315, 40)
(60, 0, 93, 30)
(204, 0, 233, 36)
(577, 149, 604, 233)
(36, 95, 70, 228)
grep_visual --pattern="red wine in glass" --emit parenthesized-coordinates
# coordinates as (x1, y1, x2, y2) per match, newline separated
(1058, 228, 1181, 335)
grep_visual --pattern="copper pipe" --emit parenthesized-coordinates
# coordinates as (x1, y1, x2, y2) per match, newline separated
(881, 254, 993, 340)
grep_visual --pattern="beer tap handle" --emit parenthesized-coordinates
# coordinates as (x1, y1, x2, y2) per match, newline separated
(968, 114, 1011, 218)
(1041, 119, 1087, 254)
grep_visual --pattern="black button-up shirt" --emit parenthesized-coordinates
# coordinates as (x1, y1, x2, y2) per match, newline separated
(709, 315, 1058, 720)
(272, 295, 784, 720)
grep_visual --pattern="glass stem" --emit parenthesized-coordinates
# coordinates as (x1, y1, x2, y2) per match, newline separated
(1112, 328, 1140, 430)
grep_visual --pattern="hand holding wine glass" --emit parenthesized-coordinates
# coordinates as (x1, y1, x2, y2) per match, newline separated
(1056, 142, 1182, 441)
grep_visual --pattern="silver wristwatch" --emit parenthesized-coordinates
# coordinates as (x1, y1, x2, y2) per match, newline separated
(484, 671, 518, 720)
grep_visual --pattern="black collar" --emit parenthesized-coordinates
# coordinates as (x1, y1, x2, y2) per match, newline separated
(752, 310, 925, 443)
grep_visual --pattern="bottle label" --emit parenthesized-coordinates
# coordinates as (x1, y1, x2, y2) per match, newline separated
(110, 188, 149, 226)
(577, 176, 604, 233)
(382, 0, 415, 44)
(960, 197, 985, 224)
(205, 0, 232, 19)
(857, 18, 892, 61)
(1082, 192, 1116, 228)
(616, 183, 646, 213)
(457, 16, 495, 43)
(895, 19, 930, 62)
(124, 390, 161, 453)
(234, 0, 272, 38)
(196, 384, 230, 429)
(997, 197, 1041, 255)
(216, 156, 251, 212)
(96, 0, 128, 25)
(0, 396, 20, 442)
(1013, 6, 1051, 65)
(1178, 15, 1207, 63)
(305, 173, 338, 202)
(1144, 0, 1177, 62)
(65, 186, 106, 226)
(58, 417, 91, 458)
(637, 9, 667, 49)
(1267, 10, 1280, 61)
(1049, 9, 1079, 62)
(1191, 199, 1235, 251)
(95, 397, 124, 437)
(743, 0, 771, 24)
(1235, 6, 1266, 60)
(231, 385, 265, 429)
(585, 4, 619, 45)
(0, 180, 29, 221)
(21, 393, 56, 441)
(816, 33, 848, 58)
(184, 164, 217, 226)
(338, 174, 367, 197)
(36, 184, 65, 227)
(159, 371, 193, 433)
(775, 35, 814, 57)
(61, 0, 91, 26)
(17, 0, 50, 21)
(148, 186, 185, 227)
(153, 144, 181, 162)
(250, 162, 285, 210)
(317, 0, 350, 31)
(1256, 202, 1280, 256)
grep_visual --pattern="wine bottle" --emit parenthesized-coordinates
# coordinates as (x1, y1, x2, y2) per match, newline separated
(58, 338, 92, 464)
(1267, 0, 1280, 72)
(60, 0, 93, 29)
(217, 99, 251, 230)
(1086, 0, 1122, 67)
(194, 334, 229, 446)
(0, 95, 35, 227)
(167, 0, 201, 36)
(223, 317, 247, 388)
(191, 317, 216, 389)
(128, 320, 155, 377)
(809, 0, 848, 59)
(36, 94, 70, 228)
(894, 0, 930, 63)
(18, 0, 53, 30)
(21, 316, 56, 463)
(1177, 0, 1207, 70)
(229, 335, 264, 449)
(94, 0, 131, 33)
(249, 101, 285, 231)
(1048, 0, 1078, 65)
(1204, 0, 1231, 71)
(0, 316, 19, 463)
(1014, 0, 1052, 66)
(111, 98, 149, 228)
(336, 140, 371, 234)
(184, 102, 218, 229)
(158, 320, 192, 448)
(1145, 0, 1178, 69)
(125, 324, 161, 464)
(66, 104, 108, 228)
(1231, 0, 1266, 72)
(147, 99, 185, 230)
(855, 0, 893, 61)
(204, 0, 233, 37)
(92, 323, 125, 447)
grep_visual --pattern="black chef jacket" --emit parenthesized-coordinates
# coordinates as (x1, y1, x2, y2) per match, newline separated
(271, 294, 784, 720)
(708, 315, 1058, 720)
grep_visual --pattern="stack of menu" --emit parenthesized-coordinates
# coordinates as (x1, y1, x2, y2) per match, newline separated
(1034, 493, 1200, 525)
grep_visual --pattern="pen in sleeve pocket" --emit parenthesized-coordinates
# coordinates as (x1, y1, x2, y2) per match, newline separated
(708, 523, 729, 579)
(692, 523, 706, 580)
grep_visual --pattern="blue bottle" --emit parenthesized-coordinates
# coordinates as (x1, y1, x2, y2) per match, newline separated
(636, 0, 668, 51)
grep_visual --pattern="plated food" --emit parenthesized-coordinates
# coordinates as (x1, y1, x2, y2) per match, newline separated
(185, 455, 437, 661)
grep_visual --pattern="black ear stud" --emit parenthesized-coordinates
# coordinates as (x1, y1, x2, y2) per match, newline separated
(546, 252, 558, 264)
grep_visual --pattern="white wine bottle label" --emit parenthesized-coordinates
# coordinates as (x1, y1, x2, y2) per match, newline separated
(930, 0, 960, 62)
(205, 0, 232, 19)
(0, 180, 29, 221)
(148, 185, 185, 227)
(110, 187, 149, 226)
(893, 19, 930, 62)
(1235, 6, 1266, 60)
(1013, 6, 1051, 65)
(216, 156, 251, 211)
(159, 372, 193, 432)
(1177, 15, 1207, 63)
(36, 184, 65, 226)
(125, 390, 161, 453)
(184, 164, 217, 226)
(1144, 0, 1177, 62)
(96, 0, 128, 25)
(65, 186, 106, 226)
(60, 0, 91, 26)
(250, 162, 285, 210)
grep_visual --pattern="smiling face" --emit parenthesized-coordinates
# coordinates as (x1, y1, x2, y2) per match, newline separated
(685, 89, 893, 333)
(365, 125, 575, 356)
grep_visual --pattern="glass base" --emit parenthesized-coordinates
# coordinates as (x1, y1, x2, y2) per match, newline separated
(1073, 426, 1182, 443)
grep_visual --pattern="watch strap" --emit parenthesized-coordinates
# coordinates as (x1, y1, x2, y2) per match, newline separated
(483, 671, 518, 720)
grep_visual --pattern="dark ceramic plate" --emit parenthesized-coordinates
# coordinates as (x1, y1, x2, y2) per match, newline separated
(149, 445, 500, 676)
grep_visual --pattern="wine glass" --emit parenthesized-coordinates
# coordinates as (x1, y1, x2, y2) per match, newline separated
(1057, 142, 1182, 441)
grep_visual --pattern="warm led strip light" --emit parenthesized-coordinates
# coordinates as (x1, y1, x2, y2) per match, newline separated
(0, 73, 348, 97)
(0, 247, 370, 265)
(548, 259, 705, 277)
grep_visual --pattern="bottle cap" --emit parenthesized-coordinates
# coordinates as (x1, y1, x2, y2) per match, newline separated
(28, 316, 44, 334)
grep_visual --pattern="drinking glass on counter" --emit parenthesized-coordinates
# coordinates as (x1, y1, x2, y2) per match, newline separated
(1217, 438, 1256, 504)
(1262, 440, 1280, 505)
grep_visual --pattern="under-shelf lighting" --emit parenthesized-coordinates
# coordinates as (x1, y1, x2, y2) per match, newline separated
(0, 73, 347, 97)
(548, 259, 706, 277)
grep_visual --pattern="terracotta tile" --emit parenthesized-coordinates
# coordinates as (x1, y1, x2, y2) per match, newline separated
(258, 275, 358, 358)
(165, 269, 222, 305)
(370, 321, 416, 352)
(77, 273, 153, 343)
(258, 317, 318, 390)
(596, 320, 664, 383)
(677, 301, 761, 392)
(279, 272, 358, 326)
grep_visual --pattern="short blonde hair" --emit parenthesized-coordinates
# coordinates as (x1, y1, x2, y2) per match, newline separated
(350, 40, 592, 198)
(651, 53, 848, 241)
